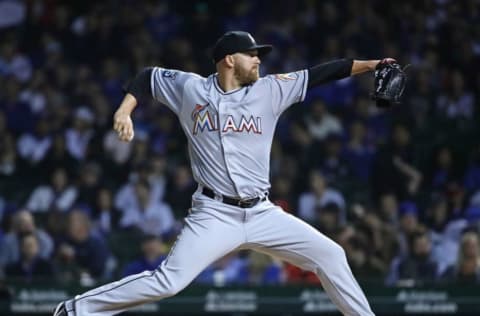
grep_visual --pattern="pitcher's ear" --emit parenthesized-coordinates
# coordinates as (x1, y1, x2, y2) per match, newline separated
(225, 54, 235, 67)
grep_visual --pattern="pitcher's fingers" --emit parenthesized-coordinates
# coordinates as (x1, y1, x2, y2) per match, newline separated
(125, 131, 133, 141)
(117, 127, 127, 139)
(114, 121, 124, 132)
(120, 132, 128, 141)
(123, 131, 132, 142)
(124, 126, 132, 137)
(119, 124, 128, 135)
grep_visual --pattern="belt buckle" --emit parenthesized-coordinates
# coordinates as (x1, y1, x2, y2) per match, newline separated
(238, 197, 258, 208)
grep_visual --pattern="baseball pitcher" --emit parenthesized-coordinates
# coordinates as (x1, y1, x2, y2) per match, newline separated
(54, 31, 404, 316)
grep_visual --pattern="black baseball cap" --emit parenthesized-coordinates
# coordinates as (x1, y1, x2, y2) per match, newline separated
(212, 31, 273, 64)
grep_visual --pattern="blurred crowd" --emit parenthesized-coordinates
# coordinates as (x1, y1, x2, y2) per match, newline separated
(0, 0, 480, 290)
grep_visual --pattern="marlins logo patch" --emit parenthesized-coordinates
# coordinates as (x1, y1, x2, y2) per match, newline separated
(191, 103, 210, 121)
(191, 103, 217, 135)
(275, 72, 298, 81)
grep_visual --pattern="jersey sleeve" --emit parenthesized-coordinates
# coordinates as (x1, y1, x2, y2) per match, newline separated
(151, 67, 196, 115)
(266, 69, 308, 116)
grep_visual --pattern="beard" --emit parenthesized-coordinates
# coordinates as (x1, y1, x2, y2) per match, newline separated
(234, 64, 259, 86)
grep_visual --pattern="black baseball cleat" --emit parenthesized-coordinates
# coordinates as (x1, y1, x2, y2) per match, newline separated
(53, 301, 67, 316)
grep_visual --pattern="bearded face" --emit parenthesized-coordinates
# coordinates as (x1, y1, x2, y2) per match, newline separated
(233, 51, 260, 85)
(234, 62, 259, 85)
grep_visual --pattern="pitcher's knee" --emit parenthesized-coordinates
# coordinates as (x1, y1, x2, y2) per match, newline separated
(159, 276, 189, 297)
(314, 240, 347, 264)
(162, 283, 183, 297)
(311, 242, 348, 275)
(153, 269, 190, 297)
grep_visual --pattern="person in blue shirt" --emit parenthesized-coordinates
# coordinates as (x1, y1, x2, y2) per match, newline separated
(122, 234, 167, 277)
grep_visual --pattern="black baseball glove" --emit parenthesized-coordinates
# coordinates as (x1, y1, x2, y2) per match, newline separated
(372, 58, 408, 108)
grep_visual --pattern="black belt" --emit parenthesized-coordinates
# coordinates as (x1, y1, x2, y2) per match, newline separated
(201, 187, 266, 208)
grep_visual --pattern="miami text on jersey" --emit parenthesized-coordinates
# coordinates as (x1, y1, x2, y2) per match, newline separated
(192, 108, 262, 135)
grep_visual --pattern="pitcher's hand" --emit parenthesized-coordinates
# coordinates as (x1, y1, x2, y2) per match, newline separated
(113, 110, 134, 141)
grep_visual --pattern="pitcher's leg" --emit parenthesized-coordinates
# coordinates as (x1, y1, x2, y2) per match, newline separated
(64, 209, 245, 316)
(248, 207, 375, 316)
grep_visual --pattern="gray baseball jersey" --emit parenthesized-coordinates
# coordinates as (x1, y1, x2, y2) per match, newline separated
(57, 68, 375, 316)
(151, 68, 307, 198)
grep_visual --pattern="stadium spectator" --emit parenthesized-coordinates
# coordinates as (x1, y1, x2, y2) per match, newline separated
(388, 231, 438, 286)
(91, 187, 120, 235)
(0, 209, 53, 269)
(425, 145, 460, 193)
(119, 180, 176, 239)
(195, 252, 249, 286)
(444, 181, 468, 220)
(247, 251, 284, 285)
(0, 39, 31, 82)
(25, 167, 77, 213)
(376, 193, 399, 226)
(342, 120, 376, 182)
(270, 176, 295, 213)
(346, 96, 389, 145)
(122, 234, 167, 277)
(426, 196, 468, 275)
(395, 201, 425, 257)
(353, 208, 398, 274)
(164, 165, 196, 218)
(148, 154, 169, 202)
(75, 162, 103, 210)
(2, 79, 34, 135)
(114, 162, 160, 214)
(4, 233, 53, 281)
(303, 99, 343, 142)
(315, 132, 352, 183)
(283, 262, 320, 285)
(313, 202, 342, 238)
(65, 106, 95, 161)
(55, 209, 111, 280)
(436, 70, 474, 122)
(40, 133, 78, 176)
(298, 170, 346, 224)
(16, 115, 52, 168)
(371, 123, 422, 200)
(0, 133, 18, 198)
(336, 224, 386, 278)
(442, 232, 480, 284)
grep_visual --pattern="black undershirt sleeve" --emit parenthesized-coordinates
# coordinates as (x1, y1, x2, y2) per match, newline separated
(307, 58, 353, 89)
(124, 67, 154, 101)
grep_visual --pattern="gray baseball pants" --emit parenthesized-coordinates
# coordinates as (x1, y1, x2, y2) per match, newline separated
(62, 192, 374, 316)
